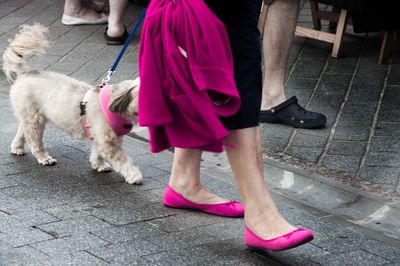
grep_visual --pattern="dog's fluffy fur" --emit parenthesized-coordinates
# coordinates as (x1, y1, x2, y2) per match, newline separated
(2, 24, 143, 184)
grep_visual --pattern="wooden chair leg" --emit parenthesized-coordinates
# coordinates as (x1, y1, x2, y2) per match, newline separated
(329, 6, 340, 31)
(379, 31, 396, 64)
(331, 9, 348, 58)
(310, 1, 321, 30)
(258, 4, 269, 40)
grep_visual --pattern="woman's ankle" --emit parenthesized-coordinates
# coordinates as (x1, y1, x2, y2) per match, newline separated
(64, 4, 83, 16)
(168, 178, 228, 204)
(83, 0, 106, 12)
(168, 175, 201, 193)
(63, 5, 105, 20)
(244, 204, 296, 239)
(107, 23, 126, 37)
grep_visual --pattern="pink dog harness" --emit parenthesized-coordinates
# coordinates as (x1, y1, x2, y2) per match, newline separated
(80, 84, 134, 139)
(99, 84, 134, 136)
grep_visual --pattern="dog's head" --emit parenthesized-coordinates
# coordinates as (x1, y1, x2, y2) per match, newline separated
(108, 78, 140, 123)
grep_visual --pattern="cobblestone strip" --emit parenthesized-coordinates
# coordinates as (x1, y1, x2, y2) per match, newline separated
(397, 171, 400, 194)
(356, 61, 392, 180)
(0, 0, 53, 37)
(316, 45, 363, 167)
(282, 55, 330, 156)
(280, 41, 308, 152)
(0, 0, 31, 20)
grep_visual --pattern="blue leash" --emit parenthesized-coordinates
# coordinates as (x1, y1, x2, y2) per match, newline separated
(102, 8, 147, 84)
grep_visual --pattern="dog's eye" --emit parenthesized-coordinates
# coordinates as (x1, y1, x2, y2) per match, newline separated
(134, 112, 139, 116)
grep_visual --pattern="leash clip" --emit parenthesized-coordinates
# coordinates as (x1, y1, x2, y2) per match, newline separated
(102, 69, 114, 84)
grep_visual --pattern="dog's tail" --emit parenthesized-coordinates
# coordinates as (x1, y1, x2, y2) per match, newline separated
(2, 23, 49, 83)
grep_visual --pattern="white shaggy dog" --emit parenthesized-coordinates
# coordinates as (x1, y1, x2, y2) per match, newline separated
(2, 24, 143, 185)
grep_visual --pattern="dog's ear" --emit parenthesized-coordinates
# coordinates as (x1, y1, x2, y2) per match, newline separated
(108, 79, 139, 113)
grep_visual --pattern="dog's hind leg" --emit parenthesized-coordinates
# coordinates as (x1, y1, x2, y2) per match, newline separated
(11, 124, 26, 155)
(90, 141, 112, 172)
(99, 137, 143, 185)
(22, 114, 57, 166)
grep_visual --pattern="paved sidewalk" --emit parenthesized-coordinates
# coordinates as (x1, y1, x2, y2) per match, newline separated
(1, 0, 400, 265)
(261, 3, 400, 197)
(1, 0, 399, 198)
(1, 78, 400, 265)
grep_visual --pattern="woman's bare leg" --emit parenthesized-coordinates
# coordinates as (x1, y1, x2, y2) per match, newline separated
(225, 127, 296, 239)
(168, 148, 228, 204)
(63, 0, 107, 22)
(107, 0, 129, 37)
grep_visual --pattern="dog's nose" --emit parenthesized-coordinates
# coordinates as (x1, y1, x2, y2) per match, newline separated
(123, 124, 133, 130)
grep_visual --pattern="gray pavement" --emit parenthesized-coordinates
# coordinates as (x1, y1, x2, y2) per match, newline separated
(2, 92, 400, 265)
(1, 0, 400, 265)
(262, 3, 400, 196)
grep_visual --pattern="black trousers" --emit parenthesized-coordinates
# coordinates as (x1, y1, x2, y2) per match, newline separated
(204, 0, 263, 130)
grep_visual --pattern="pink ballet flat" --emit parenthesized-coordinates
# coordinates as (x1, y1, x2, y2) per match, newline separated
(163, 185, 244, 217)
(244, 226, 314, 251)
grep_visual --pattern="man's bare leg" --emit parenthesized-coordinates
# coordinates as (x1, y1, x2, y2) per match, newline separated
(261, 0, 300, 110)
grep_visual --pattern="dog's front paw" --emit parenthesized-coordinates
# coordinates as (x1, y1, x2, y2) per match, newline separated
(11, 148, 26, 156)
(92, 161, 112, 172)
(38, 156, 57, 166)
(125, 168, 143, 185)
(95, 163, 112, 173)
